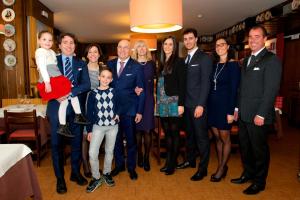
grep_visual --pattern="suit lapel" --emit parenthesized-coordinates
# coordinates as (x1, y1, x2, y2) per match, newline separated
(246, 48, 268, 71)
(56, 55, 64, 74)
(187, 48, 200, 66)
(119, 58, 132, 78)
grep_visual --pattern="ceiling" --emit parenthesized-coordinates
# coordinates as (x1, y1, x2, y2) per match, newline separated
(39, 0, 287, 43)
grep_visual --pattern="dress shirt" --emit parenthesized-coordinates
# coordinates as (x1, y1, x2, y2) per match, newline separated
(117, 57, 130, 73)
(185, 47, 198, 64)
(247, 47, 265, 66)
(62, 55, 73, 75)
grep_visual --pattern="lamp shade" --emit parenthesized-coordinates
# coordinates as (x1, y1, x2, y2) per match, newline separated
(130, 0, 182, 33)
(130, 34, 157, 51)
(0, 24, 4, 34)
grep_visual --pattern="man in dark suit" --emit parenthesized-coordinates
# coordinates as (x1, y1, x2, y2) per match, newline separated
(107, 39, 145, 180)
(231, 25, 282, 195)
(47, 33, 90, 194)
(177, 28, 213, 181)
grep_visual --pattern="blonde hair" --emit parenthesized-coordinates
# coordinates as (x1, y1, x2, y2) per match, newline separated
(131, 40, 152, 61)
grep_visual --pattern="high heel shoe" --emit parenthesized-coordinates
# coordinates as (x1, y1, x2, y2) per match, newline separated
(210, 165, 228, 182)
(143, 156, 150, 171)
(137, 154, 143, 168)
(165, 168, 175, 175)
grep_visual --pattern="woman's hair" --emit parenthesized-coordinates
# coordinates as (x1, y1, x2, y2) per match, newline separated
(84, 43, 103, 63)
(159, 36, 178, 74)
(213, 37, 235, 63)
(38, 30, 53, 39)
(131, 40, 152, 61)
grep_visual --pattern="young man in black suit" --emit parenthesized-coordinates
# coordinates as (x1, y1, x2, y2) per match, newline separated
(177, 28, 213, 181)
(231, 25, 282, 195)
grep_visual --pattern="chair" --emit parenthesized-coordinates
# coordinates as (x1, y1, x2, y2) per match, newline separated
(4, 109, 47, 166)
(0, 129, 6, 143)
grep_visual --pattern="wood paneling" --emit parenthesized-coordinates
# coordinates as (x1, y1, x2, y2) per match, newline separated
(26, 0, 53, 27)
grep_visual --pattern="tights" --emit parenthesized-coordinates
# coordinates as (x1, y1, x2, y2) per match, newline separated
(160, 117, 180, 169)
(136, 130, 152, 159)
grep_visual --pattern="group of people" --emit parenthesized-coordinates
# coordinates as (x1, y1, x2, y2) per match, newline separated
(35, 24, 281, 196)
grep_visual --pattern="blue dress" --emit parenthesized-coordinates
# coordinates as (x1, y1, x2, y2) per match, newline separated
(136, 61, 155, 131)
(207, 61, 240, 130)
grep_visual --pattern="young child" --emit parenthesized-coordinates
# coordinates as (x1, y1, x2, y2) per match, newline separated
(35, 30, 89, 137)
(86, 67, 119, 193)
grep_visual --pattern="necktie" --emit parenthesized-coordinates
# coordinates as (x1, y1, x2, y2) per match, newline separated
(64, 57, 74, 83)
(247, 55, 256, 67)
(118, 61, 125, 77)
(186, 54, 191, 64)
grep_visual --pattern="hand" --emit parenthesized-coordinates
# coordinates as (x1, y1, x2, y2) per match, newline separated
(87, 132, 92, 142)
(134, 87, 143, 96)
(57, 94, 69, 103)
(45, 82, 52, 93)
(135, 113, 142, 123)
(178, 106, 184, 116)
(227, 114, 234, 124)
(233, 110, 239, 121)
(113, 115, 120, 123)
(254, 115, 264, 126)
(194, 106, 204, 118)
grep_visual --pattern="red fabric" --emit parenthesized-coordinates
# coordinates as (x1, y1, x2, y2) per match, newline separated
(0, 130, 5, 135)
(9, 129, 35, 138)
(274, 96, 283, 109)
(37, 75, 71, 101)
(276, 33, 284, 61)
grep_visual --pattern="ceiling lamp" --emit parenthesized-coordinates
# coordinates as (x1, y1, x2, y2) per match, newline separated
(130, 0, 182, 33)
(0, 24, 4, 34)
(130, 34, 157, 51)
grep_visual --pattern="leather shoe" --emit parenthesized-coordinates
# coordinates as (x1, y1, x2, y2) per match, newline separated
(129, 170, 138, 180)
(56, 178, 67, 194)
(243, 184, 265, 195)
(165, 168, 175, 175)
(70, 173, 88, 186)
(160, 166, 168, 172)
(111, 166, 125, 177)
(143, 156, 150, 172)
(231, 176, 251, 184)
(190, 169, 207, 181)
(176, 161, 196, 169)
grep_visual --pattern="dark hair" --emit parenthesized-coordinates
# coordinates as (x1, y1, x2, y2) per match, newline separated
(159, 36, 178, 75)
(183, 28, 198, 38)
(57, 32, 77, 45)
(249, 25, 268, 37)
(84, 43, 103, 62)
(99, 66, 113, 76)
(213, 37, 235, 63)
(38, 30, 52, 39)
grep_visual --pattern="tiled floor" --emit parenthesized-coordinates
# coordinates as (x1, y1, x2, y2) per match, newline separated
(35, 119, 300, 200)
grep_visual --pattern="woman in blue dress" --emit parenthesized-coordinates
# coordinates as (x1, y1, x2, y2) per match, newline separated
(157, 36, 185, 175)
(131, 40, 155, 171)
(207, 38, 240, 182)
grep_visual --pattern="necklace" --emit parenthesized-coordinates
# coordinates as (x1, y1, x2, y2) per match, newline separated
(213, 62, 226, 90)
(139, 61, 147, 66)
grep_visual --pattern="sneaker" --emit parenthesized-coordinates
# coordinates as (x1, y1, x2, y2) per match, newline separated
(74, 114, 90, 125)
(86, 178, 103, 193)
(102, 173, 115, 187)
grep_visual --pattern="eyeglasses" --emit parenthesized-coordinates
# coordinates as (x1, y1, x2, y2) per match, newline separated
(215, 43, 227, 48)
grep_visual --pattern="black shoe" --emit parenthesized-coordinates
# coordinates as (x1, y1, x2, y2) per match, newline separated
(70, 173, 88, 186)
(74, 114, 90, 125)
(57, 125, 74, 138)
(190, 169, 207, 181)
(165, 168, 175, 175)
(137, 154, 143, 168)
(84, 171, 92, 178)
(160, 166, 168, 172)
(129, 170, 138, 180)
(102, 173, 115, 187)
(86, 178, 103, 193)
(111, 166, 125, 177)
(231, 175, 251, 184)
(143, 156, 150, 171)
(210, 165, 228, 182)
(56, 178, 67, 194)
(176, 161, 196, 169)
(243, 184, 265, 195)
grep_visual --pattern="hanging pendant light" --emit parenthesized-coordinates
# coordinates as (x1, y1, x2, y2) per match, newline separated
(130, 0, 182, 33)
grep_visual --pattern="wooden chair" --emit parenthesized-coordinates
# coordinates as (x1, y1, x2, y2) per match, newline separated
(0, 129, 6, 143)
(4, 109, 47, 166)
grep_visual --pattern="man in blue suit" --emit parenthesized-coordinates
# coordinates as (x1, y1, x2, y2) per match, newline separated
(46, 33, 91, 194)
(108, 39, 145, 180)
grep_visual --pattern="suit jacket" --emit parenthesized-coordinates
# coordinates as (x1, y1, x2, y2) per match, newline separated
(185, 48, 213, 108)
(107, 58, 145, 116)
(238, 48, 282, 124)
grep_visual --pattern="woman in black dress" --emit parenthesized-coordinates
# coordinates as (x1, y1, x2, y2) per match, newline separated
(207, 38, 240, 182)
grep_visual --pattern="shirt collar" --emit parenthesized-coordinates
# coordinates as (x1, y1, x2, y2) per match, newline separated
(188, 46, 198, 58)
(62, 55, 72, 65)
(118, 57, 130, 65)
(252, 47, 265, 57)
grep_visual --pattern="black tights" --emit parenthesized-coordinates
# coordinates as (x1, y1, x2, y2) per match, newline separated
(161, 117, 180, 169)
(136, 130, 152, 159)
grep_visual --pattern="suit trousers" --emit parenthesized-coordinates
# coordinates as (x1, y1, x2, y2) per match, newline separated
(114, 115, 137, 171)
(238, 119, 270, 187)
(47, 99, 82, 179)
(184, 107, 210, 170)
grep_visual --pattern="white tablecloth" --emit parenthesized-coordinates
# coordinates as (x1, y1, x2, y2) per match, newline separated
(0, 104, 47, 118)
(0, 144, 32, 177)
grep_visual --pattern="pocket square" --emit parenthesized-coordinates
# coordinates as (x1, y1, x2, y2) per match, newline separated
(190, 64, 199, 67)
(126, 73, 132, 76)
(253, 67, 260, 71)
(78, 68, 82, 71)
